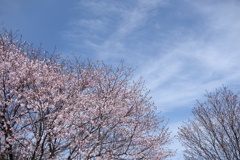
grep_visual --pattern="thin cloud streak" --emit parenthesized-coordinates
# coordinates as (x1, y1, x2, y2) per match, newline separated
(139, 1, 240, 113)
(117, 0, 164, 37)
(62, 0, 240, 115)
(62, 0, 165, 61)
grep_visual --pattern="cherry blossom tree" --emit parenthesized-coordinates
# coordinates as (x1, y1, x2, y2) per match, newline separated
(178, 87, 240, 160)
(0, 30, 173, 160)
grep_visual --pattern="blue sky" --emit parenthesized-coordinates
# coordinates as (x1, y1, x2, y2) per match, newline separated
(1, 0, 240, 159)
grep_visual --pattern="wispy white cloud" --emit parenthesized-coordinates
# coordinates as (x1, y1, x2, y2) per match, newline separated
(116, 0, 164, 36)
(137, 0, 240, 113)
(62, 0, 240, 115)
(62, 0, 165, 61)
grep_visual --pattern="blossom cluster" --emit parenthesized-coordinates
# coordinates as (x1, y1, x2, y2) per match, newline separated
(0, 31, 173, 160)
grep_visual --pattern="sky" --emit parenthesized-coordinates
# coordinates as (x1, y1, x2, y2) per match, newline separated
(1, 0, 240, 159)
